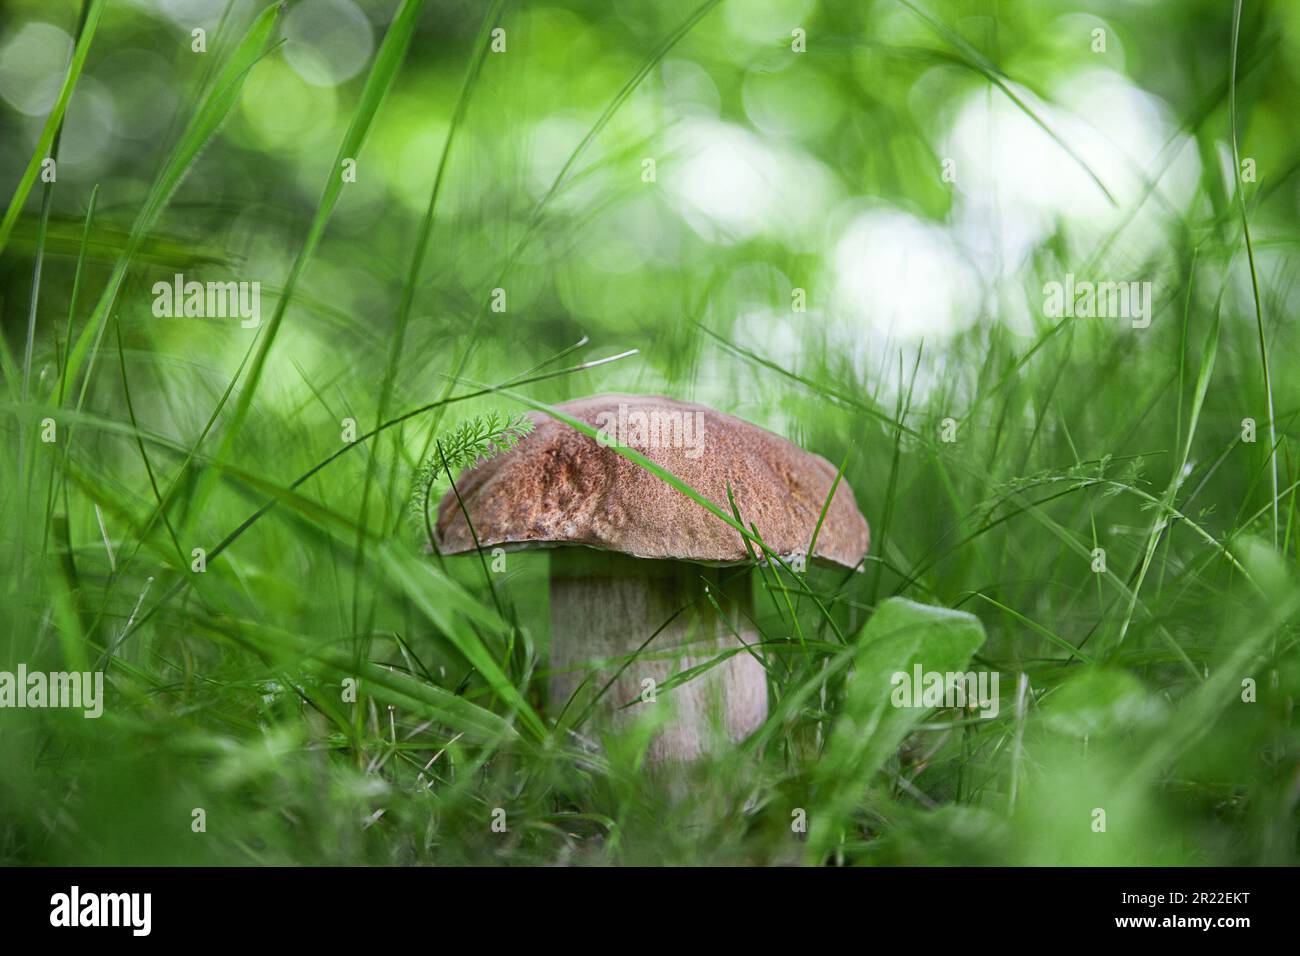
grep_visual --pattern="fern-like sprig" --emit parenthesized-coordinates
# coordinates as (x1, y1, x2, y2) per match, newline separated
(409, 410, 534, 544)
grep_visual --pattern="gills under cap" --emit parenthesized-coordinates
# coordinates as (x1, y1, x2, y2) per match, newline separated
(434, 393, 869, 568)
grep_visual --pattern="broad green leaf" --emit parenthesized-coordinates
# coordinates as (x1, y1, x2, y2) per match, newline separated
(808, 598, 986, 859)
(1039, 669, 1163, 740)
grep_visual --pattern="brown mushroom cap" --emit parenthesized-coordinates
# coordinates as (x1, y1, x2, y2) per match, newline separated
(434, 393, 869, 568)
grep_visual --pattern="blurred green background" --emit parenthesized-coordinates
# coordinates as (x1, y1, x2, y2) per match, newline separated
(1, 0, 1298, 865)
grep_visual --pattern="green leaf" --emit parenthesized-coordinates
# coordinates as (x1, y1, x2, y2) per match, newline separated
(220, 0, 426, 450)
(1039, 669, 1163, 740)
(0, 0, 107, 257)
(61, 2, 282, 395)
(379, 545, 547, 741)
(808, 598, 986, 859)
(210, 619, 522, 746)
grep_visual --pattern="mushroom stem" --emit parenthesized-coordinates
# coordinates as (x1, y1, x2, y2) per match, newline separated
(548, 551, 767, 763)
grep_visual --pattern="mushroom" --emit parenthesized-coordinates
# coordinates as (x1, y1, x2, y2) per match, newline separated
(434, 393, 869, 763)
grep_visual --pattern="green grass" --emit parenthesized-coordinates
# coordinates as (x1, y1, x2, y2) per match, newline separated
(1, 0, 1297, 865)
